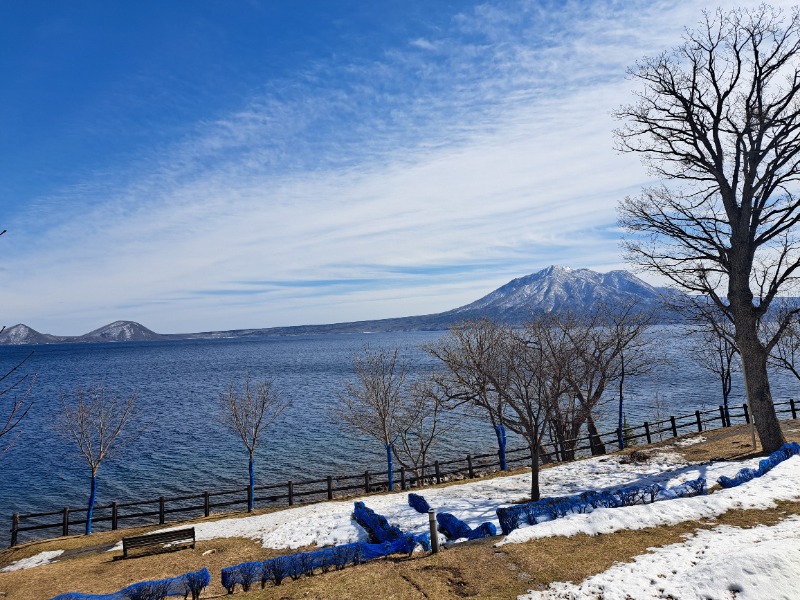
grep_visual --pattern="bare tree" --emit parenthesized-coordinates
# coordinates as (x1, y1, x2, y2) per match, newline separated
(57, 386, 139, 534)
(770, 321, 800, 380)
(542, 305, 654, 454)
(616, 5, 800, 451)
(0, 348, 35, 458)
(429, 319, 556, 500)
(220, 376, 290, 511)
(389, 374, 451, 482)
(334, 346, 406, 491)
(490, 323, 558, 501)
(425, 319, 511, 470)
(690, 325, 739, 427)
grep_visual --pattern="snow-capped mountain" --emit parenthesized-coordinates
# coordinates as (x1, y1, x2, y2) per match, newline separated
(78, 320, 164, 343)
(446, 265, 672, 321)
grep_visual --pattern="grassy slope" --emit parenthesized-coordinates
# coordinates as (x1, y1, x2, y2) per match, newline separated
(1, 421, 798, 600)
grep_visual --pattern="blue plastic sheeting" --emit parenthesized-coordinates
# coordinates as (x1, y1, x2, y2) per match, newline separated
(51, 568, 210, 600)
(437, 512, 472, 540)
(496, 478, 707, 535)
(436, 511, 497, 541)
(467, 522, 497, 540)
(718, 442, 800, 489)
(221, 536, 417, 593)
(352, 501, 430, 551)
(353, 501, 404, 543)
(408, 493, 430, 514)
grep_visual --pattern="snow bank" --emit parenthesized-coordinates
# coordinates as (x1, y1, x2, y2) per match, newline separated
(500, 455, 800, 544)
(520, 516, 800, 600)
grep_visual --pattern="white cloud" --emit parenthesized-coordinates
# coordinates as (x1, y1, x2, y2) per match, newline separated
(3, 0, 795, 334)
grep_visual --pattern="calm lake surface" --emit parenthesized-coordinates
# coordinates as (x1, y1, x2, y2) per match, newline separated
(0, 327, 796, 540)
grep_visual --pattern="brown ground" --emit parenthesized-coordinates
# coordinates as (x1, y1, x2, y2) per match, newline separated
(1, 421, 798, 600)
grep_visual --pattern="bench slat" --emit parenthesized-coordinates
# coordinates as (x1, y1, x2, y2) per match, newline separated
(122, 527, 195, 558)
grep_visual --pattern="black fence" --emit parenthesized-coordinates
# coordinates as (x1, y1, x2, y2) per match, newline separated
(9, 399, 798, 547)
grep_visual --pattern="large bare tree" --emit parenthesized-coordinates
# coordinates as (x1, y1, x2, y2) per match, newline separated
(616, 5, 800, 451)
(220, 376, 290, 511)
(57, 386, 139, 534)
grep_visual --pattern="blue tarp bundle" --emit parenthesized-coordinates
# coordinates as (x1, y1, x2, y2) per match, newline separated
(408, 493, 430, 514)
(467, 522, 497, 540)
(352, 501, 430, 551)
(435, 512, 496, 541)
(436, 512, 472, 540)
(718, 442, 800, 489)
(51, 568, 210, 600)
(496, 478, 707, 535)
(221, 536, 417, 593)
(353, 501, 404, 543)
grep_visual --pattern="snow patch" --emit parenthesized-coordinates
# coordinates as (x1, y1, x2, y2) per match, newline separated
(674, 435, 707, 447)
(1, 549, 64, 572)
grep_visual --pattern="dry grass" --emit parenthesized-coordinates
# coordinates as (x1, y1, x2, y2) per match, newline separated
(2, 421, 799, 600)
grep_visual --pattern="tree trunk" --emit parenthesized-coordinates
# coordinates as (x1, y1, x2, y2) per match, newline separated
(86, 473, 97, 535)
(730, 265, 787, 453)
(740, 344, 786, 452)
(529, 443, 540, 501)
(385, 443, 394, 491)
(587, 415, 606, 456)
(248, 455, 255, 512)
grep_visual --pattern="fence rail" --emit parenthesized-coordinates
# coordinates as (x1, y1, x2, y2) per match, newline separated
(9, 399, 797, 547)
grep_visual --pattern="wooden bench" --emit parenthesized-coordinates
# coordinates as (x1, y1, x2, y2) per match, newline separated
(122, 526, 196, 559)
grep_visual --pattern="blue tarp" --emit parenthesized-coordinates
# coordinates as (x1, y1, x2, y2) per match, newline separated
(51, 568, 210, 600)
(496, 478, 707, 535)
(718, 442, 800, 488)
(408, 493, 430, 514)
(221, 536, 417, 593)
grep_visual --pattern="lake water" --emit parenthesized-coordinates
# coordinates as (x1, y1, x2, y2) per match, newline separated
(0, 327, 796, 544)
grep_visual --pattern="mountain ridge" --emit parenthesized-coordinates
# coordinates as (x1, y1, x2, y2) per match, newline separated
(0, 266, 678, 345)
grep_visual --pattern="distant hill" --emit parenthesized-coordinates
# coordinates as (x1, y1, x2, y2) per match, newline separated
(0, 266, 680, 345)
(79, 320, 165, 343)
(0, 324, 63, 345)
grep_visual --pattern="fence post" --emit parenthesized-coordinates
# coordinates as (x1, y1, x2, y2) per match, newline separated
(327, 476, 333, 500)
(670, 416, 678, 438)
(203, 492, 210, 517)
(62, 507, 69, 537)
(644, 422, 651, 445)
(364, 471, 370, 493)
(288, 480, 294, 506)
(159, 496, 165, 524)
(428, 509, 439, 554)
(435, 461, 441, 485)
(111, 502, 118, 530)
(695, 410, 703, 432)
(467, 454, 474, 478)
(743, 403, 750, 424)
(791, 399, 797, 420)
(719, 405, 727, 427)
(11, 513, 18, 547)
(400, 467, 406, 491)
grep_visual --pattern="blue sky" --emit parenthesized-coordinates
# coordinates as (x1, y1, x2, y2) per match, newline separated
(0, 0, 786, 335)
